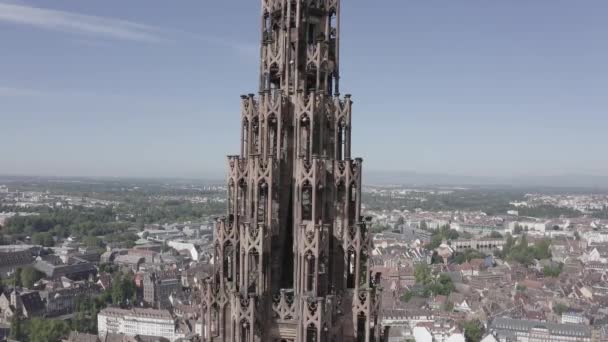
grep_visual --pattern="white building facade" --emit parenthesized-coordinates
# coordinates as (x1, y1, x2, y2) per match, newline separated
(98, 308, 184, 341)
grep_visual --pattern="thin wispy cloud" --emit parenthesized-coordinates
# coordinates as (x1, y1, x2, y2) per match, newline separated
(0, 2, 163, 42)
(0, 86, 46, 97)
(0, 1, 257, 55)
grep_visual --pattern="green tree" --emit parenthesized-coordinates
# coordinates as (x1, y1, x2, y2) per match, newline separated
(20, 266, 44, 288)
(453, 249, 486, 264)
(430, 251, 443, 264)
(489, 231, 503, 238)
(462, 320, 484, 342)
(401, 291, 414, 302)
(518, 234, 528, 249)
(513, 224, 523, 234)
(14, 267, 23, 287)
(26, 318, 70, 342)
(72, 295, 101, 334)
(162, 240, 172, 253)
(553, 303, 568, 315)
(32, 232, 54, 247)
(503, 234, 515, 254)
(543, 263, 563, 277)
(99, 263, 118, 274)
(396, 217, 405, 226)
(431, 274, 455, 296)
(111, 273, 136, 306)
(84, 235, 104, 248)
(414, 264, 432, 286)
(9, 314, 24, 341)
(427, 235, 443, 250)
(532, 238, 552, 259)
(444, 300, 454, 312)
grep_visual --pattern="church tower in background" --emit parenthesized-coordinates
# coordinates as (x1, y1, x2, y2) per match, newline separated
(201, 1, 381, 341)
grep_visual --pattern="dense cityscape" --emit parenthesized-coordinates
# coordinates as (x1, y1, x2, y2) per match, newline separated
(1, 178, 608, 341)
(1, 0, 606, 341)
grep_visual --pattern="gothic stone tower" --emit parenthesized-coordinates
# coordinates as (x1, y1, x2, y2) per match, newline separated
(201, 1, 382, 341)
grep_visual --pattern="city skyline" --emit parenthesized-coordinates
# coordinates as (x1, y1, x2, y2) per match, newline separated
(1, 0, 607, 179)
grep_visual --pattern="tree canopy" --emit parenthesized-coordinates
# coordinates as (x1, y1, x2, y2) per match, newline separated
(411, 264, 455, 298)
(111, 273, 136, 306)
(25, 318, 70, 342)
(20, 266, 44, 288)
(498, 234, 551, 266)
(462, 320, 484, 342)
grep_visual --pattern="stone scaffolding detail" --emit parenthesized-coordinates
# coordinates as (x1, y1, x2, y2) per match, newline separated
(201, 1, 382, 341)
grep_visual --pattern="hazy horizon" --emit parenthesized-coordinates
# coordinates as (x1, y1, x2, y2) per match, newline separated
(1, 1, 607, 179)
(3, 170, 608, 190)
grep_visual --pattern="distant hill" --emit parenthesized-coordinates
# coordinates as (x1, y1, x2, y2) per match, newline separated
(366, 170, 608, 189)
(2, 172, 607, 189)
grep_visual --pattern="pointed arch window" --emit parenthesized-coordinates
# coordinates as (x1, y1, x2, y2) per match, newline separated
(248, 250, 260, 294)
(224, 242, 234, 282)
(242, 119, 249, 156)
(300, 115, 311, 161)
(348, 182, 357, 223)
(268, 115, 278, 158)
(251, 116, 260, 155)
(307, 324, 318, 342)
(228, 179, 235, 215)
(347, 248, 357, 289)
(337, 119, 346, 160)
(306, 252, 316, 292)
(211, 304, 220, 337)
(238, 179, 248, 218)
(257, 181, 268, 224)
(301, 182, 313, 221)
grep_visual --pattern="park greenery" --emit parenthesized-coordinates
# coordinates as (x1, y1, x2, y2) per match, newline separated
(402, 264, 455, 302)
(553, 303, 569, 315)
(1, 195, 222, 247)
(496, 234, 551, 266)
(10, 316, 70, 342)
(363, 188, 590, 219)
(543, 263, 564, 277)
(517, 205, 583, 219)
(453, 249, 486, 264)
(426, 225, 460, 249)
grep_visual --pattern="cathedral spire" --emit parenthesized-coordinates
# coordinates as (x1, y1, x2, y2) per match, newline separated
(202, 2, 381, 341)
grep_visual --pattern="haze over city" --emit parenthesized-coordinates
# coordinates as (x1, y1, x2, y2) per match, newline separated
(1, 0, 607, 181)
(3, 2, 608, 342)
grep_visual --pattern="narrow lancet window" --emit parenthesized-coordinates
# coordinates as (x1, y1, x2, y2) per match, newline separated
(300, 116, 311, 161)
(302, 182, 313, 221)
(347, 248, 356, 289)
(258, 181, 268, 224)
(242, 119, 249, 156)
(252, 116, 260, 155)
(268, 115, 278, 158)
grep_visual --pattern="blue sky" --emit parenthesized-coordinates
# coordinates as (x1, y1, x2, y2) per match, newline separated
(0, 0, 606, 179)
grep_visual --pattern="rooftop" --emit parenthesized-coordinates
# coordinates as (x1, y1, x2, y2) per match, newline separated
(492, 317, 591, 338)
(99, 307, 174, 321)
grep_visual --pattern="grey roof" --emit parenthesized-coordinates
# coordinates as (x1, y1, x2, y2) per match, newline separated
(491, 317, 591, 338)
(67, 331, 100, 342)
(0, 250, 34, 267)
(100, 307, 174, 321)
(114, 254, 145, 265)
(20, 291, 44, 315)
(34, 259, 96, 278)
